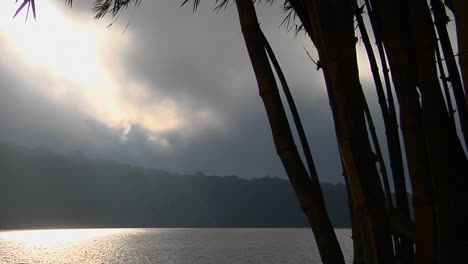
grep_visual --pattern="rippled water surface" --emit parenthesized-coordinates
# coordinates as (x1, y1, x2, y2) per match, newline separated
(0, 228, 353, 263)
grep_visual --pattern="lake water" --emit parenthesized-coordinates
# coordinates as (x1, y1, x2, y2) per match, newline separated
(0, 228, 353, 263)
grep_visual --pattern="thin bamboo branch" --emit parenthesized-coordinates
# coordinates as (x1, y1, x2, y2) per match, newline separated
(344, 173, 366, 264)
(356, 6, 415, 263)
(260, 30, 319, 184)
(355, 5, 392, 209)
(362, 92, 393, 208)
(435, 38, 456, 123)
(366, 2, 413, 225)
(356, 10, 417, 263)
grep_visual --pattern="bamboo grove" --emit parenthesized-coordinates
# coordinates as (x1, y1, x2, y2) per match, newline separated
(16, 0, 468, 263)
(232, 1, 468, 262)
(238, 1, 468, 262)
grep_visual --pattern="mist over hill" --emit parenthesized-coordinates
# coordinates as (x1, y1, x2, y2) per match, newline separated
(0, 143, 350, 229)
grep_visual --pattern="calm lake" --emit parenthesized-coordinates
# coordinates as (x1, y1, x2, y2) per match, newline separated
(0, 228, 353, 263)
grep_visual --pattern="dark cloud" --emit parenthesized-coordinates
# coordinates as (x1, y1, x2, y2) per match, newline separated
(0, 0, 345, 182)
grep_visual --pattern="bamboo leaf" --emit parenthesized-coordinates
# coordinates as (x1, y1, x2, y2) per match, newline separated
(31, 0, 36, 20)
(13, 0, 29, 19)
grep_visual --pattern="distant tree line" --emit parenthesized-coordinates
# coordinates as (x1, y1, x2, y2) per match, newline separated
(0, 143, 350, 229)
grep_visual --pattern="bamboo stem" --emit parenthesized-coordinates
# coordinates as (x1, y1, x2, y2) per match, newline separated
(234, 1, 345, 263)
(355, 4, 391, 209)
(260, 30, 319, 184)
(446, 0, 468, 106)
(298, 0, 394, 262)
(431, 0, 468, 150)
(368, 1, 438, 263)
(434, 38, 455, 123)
(356, 5, 415, 262)
(362, 91, 392, 209)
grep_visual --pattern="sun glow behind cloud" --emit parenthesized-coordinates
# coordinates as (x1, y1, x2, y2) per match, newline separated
(0, 0, 183, 138)
(2, 2, 104, 87)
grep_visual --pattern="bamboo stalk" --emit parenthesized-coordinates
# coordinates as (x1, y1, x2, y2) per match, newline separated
(297, 0, 394, 262)
(234, 1, 345, 263)
(356, 8, 417, 263)
(260, 30, 318, 184)
(355, 4, 391, 209)
(361, 91, 392, 209)
(431, 0, 468, 150)
(369, 0, 437, 263)
(434, 38, 455, 123)
(261, 30, 354, 262)
(446, 0, 468, 105)
(344, 174, 366, 264)
(363, 0, 411, 203)
(406, 1, 468, 261)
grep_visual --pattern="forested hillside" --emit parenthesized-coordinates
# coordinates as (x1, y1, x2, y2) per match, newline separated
(0, 143, 350, 229)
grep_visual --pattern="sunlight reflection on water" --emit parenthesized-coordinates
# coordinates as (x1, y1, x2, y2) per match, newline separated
(0, 228, 122, 246)
(0, 228, 353, 264)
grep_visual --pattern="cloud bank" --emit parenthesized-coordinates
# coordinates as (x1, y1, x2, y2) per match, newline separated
(0, 0, 354, 182)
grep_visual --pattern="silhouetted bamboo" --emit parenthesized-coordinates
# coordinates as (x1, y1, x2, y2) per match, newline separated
(431, 0, 468, 149)
(435, 39, 455, 123)
(356, 6, 416, 263)
(362, 1, 405, 187)
(358, 0, 412, 214)
(296, 1, 394, 262)
(361, 5, 414, 251)
(260, 30, 318, 183)
(260, 30, 355, 262)
(369, 0, 438, 263)
(344, 174, 365, 264)
(234, 1, 345, 263)
(362, 93, 392, 208)
(355, 4, 392, 208)
(363, 0, 395, 115)
(445, 0, 468, 105)
(444, 2, 468, 249)
(407, 1, 468, 261)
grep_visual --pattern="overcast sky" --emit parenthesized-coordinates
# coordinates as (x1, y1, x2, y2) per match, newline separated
(0, 0, 383, 183)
